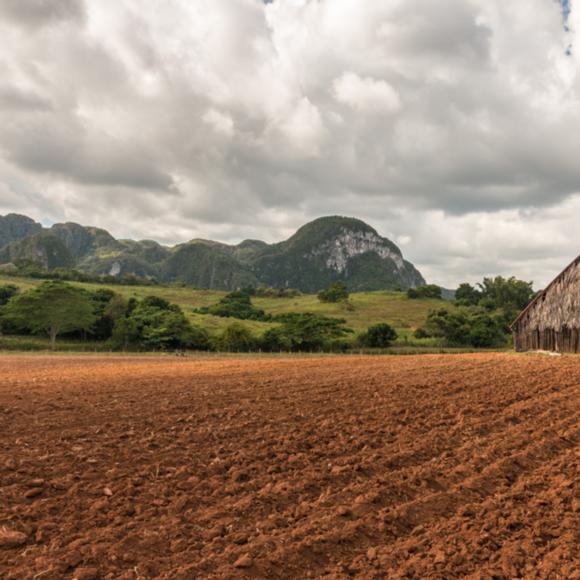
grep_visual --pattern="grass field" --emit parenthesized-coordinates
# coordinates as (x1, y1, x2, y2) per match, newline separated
(0, 275, 449, 339)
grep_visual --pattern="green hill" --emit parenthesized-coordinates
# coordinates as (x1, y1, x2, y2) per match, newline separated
(0, 214, 425, 292)
(0, 275, 447, 340)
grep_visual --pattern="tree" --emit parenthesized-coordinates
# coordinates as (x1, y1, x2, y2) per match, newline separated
(0, 284, 20, 336)
(477, 276, 534, 312)
(196, 290, 271, 321)
(318, 281, 349, 303)
(216, 322, 256, 351)
(0, 284, 19, 306)
(262, 313, 353, 351)
(89, 289, 117, 340)
(359, 323, 398, 348)
(416, 307, 507, 348)
(111, 295, 208, 351)
(407, 284, 442, 299)
(2, 281, 97, 349)
(455, 283, 481, 306)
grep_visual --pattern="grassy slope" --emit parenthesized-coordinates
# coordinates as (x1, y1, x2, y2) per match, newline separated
(0, 275, 448, 338)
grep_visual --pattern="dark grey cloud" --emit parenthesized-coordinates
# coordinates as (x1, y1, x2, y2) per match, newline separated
(0, 0, 85, 28)
(0, 0, 578, 287)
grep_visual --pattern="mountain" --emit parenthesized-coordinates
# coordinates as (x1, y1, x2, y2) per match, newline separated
(247, 217, 424, 292)
(0, 214, 42, 248)
(0, 214, 425, 291)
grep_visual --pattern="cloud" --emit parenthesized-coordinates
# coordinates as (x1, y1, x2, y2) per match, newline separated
(0, 0, 85, 28)
(203, 109, 235, 137)
(333, 72, 401, 114)
(0, 0, 578, 287)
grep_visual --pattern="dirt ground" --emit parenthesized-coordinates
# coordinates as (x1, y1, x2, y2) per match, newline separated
(0, 353, 578, 579)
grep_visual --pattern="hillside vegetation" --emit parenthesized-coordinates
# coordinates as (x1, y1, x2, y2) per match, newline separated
(0, 275, 446, 339)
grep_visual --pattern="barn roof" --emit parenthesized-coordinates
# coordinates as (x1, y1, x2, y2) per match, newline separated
(510, 253, 580, 330)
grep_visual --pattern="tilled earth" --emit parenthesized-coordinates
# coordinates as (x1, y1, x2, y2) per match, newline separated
(0, 353, 578, 579)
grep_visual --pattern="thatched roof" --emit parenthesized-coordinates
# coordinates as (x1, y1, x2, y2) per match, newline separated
(511, 254, 580, 331)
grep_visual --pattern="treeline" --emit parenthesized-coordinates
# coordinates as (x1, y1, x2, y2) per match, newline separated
(414, 276, 535, 348)
(3, 260, 158, 286)
(0, 281, 399, 352)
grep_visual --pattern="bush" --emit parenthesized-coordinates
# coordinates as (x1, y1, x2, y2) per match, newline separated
(195, 290, 271, 321)
(254, 286, 301, 298)
(112, 295, 209, 350)
(318, 281, 349, 303)
(0, 284, 19, 306)
(455, 283, 481, 306)
(416, 308, 507, 348)
(215, 322, 256, 351)
(359, 323, 398, 348)
(261, 312, 353, 351)
(407, 284, 442, 299)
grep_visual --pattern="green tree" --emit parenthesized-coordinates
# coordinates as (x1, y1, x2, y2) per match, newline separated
(112, 295, 208, 351)
(478, 276, 534, 310)
(359, 323, 398, 348)
(216, 322, 256, 351)
(318, 281, 349, 303)
(455, 283, 481, 306)
(419, 308, 471, 345)
(407, 284, 442, 299)
(196, 290, 270, 321)
(263, 313, 353, 351)
(416, 307, 507, 348)
(2, 281, 97, 349)
(0, 284, 19, 306)
(0, 284, 20, 336)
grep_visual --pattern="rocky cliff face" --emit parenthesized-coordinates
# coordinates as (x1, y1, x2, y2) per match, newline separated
(0, 214, 42, 249)
(0, 231, 74, 270)
(250, 217, 425, 292)
(0, 214, 426, 291)
(309, 230, 405, 273)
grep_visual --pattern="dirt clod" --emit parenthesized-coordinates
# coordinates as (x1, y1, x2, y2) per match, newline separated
(72, 567, 99, 580)
(233, 554, 253, 568)
(0, 530, 27, 549)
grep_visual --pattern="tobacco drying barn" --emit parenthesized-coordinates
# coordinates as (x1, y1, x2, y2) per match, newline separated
(511, 255, 580, 353)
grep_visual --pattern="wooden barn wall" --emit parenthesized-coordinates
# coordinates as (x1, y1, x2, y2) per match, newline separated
(513, 327, 580, 353)
(513, 258, 580, 353)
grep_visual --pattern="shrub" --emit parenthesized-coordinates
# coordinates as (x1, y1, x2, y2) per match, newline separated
(215, 322, 256, 351)
(254, 286, 301, 298)
(112, 295, 208, 350)
(359, 323, 398, 348)
(416, 307, 507, 348)
(0, 284, 19, 306)
(195, 290, 271, 321)
(262, 312, 353, 351)
(318, 281, 349, 303)
(407, 285, 442, 299)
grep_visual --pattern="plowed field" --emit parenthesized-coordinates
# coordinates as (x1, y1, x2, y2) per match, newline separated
(0, 354, 578, 579)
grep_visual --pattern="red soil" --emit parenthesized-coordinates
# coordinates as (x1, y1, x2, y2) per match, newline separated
(0, 353, 578, 579)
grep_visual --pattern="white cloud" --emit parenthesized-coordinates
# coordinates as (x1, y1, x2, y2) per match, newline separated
(0, 0, 578, 286)
(333, 72, 401, 114)
(203, 109, 234, 137)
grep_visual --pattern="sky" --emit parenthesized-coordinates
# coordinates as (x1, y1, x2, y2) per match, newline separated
(0, 0, 578, 289)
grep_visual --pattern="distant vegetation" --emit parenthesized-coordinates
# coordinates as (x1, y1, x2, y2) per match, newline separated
(318, 280, 349, 303)
(194, 289, 272, 321)
(3, 260, 159, 286)
(415, 276, 535, 348)
(358, 323, 398, 348)
(407, 284, 443, 300)
(0, 273, 535, 353)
